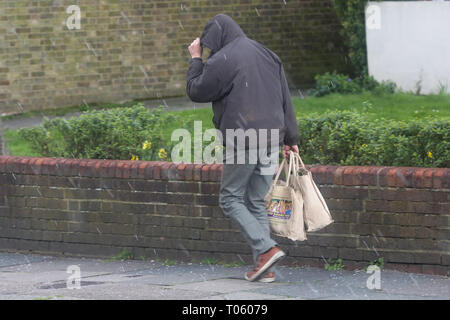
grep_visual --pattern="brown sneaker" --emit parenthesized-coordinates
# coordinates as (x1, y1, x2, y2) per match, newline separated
(244, 247, 285, 282)
(258, 272, 275, 283)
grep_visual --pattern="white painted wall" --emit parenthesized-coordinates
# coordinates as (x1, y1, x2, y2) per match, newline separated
(365, 1, 450, 94)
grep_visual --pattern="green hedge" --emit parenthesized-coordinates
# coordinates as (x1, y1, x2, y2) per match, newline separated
(18, 104, 183, 161)
(297, 110, 449, 168)
(18, 105, 449, 168)
(308, 71, 396, 97)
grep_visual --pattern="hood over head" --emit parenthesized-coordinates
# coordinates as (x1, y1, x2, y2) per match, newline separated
(200, 14, 246, 57)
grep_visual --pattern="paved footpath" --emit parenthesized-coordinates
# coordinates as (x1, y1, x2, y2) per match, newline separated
(0, 252, 448, 300)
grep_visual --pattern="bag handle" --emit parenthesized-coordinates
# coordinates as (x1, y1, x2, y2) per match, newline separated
(293, 151, 307, 171)
(272, 157, 286, 187)
(284, 150, 295, 186)
(271, 152, 294, 187)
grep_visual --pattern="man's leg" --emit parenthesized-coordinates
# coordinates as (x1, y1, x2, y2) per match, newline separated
(219, 163, 277, 261)
(244, 156, 279, 273)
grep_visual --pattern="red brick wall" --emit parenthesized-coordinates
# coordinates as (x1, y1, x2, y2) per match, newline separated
(0, 156, 448, 275)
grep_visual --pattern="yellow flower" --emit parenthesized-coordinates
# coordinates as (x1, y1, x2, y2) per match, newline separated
(142, 140, 152, 150)
(361, 143, 368, 148)
(158, 148, 167, 160)
(427, 151, 433, 158)
(131, 155, 139, 161)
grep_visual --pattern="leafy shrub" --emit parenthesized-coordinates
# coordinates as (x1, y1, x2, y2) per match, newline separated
(308, 72, 396, 97)
(332, 0, 369, 76)
(297, 110, 449, 168)
(18, 105, 449, 168)
(18, 104, 184, 161)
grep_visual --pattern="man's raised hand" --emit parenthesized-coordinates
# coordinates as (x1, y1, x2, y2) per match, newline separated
(188, 37, 202, 59)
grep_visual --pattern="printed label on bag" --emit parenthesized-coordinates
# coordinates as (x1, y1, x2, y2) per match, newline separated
(267, 198, 292, 220)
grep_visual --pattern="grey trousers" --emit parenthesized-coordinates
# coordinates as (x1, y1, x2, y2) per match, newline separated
(218, 148, 279, 269)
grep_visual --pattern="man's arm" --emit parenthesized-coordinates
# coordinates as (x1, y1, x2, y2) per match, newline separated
(186, 38, 228, 103)
(186, 57, 229, 103)
(280, 64, 299, 147)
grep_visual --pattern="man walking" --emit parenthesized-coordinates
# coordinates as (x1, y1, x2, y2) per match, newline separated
(186, 14, 299, 282)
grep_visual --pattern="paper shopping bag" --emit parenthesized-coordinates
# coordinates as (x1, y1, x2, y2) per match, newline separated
(265, 152, 307, 241)
(292, 152, 333, 232)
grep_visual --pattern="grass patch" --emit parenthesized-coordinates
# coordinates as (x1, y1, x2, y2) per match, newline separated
(104, 249, 133, 262)
(324, 258, 345, 271)
(4, 128, 40, 157)
(292, 92, 450, 121)
(365, 257, 384, 271)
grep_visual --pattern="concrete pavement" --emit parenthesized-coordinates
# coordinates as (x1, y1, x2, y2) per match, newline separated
(0, 252, 448, 300)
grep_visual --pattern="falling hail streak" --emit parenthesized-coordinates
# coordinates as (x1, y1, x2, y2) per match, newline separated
(372, 233, 380, 244)
(372, 246, 379, 257)
(376, 229, 387, 243)
(236, 112, 248, 128)
(139, 66, 149, 78)
(362, 240, 370, 250)
(84, 41, 98, 57)
(346, 284, 357, 296)
(105, 188, 114, 199)
(306, 281, 318, 293)
(255, 8, 260, 16)
(120, 11, 131, 25)
(409, 274, 420, 288)
(16, 102, 24, 112)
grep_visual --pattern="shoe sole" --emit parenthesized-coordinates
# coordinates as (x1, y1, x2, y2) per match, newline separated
(258, 276, 275, 283)
(245, 250, 285, 282)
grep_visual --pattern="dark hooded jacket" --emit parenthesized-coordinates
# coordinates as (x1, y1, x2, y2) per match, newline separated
(186, 14, 299, 149)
